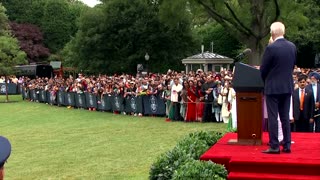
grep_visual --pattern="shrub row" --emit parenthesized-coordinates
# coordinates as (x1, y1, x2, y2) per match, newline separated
(149, 131, 227, 180)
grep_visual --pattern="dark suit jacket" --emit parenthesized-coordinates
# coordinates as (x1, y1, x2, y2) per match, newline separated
(260, 38, 296, 95)
(293, 88, 314, 120)
(201, 82, 216, 102)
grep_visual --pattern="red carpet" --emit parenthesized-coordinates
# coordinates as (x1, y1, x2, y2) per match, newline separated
(200, 133, 320, 180)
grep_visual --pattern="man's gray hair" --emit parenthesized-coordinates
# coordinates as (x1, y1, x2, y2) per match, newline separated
(270, 22, 285, 36)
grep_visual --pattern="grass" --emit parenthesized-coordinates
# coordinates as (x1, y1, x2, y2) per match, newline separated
(0, 95, 227, 180)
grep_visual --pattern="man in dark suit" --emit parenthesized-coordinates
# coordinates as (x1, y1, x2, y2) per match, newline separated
(306, 72, 320, 132)
(201, 76, 216, 122)
(260, 22, 296, 154)
(0, 136, 11, 179)
(293, 75, 314, 132)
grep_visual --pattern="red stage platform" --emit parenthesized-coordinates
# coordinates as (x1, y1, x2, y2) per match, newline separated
(200, 133, 320, 180)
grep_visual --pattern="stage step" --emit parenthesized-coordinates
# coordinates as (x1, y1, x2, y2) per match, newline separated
(229, 157, 320, 176)
(228, 172, 320, 180)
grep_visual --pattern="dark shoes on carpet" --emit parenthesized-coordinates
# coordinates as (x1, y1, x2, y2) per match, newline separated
(262, 148, 291, 154)
(262, 148, 280, 154)
(282, 148, 291, 153)
(263, 141, 291, 154)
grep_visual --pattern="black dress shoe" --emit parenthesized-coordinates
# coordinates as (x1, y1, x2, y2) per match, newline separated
(262, 148, 280, 154)
(282, 149, 291, 153)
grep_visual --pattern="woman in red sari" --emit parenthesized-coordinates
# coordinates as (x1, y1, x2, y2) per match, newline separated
(185, 80, 197, 122)
(196, 80, 205, 122)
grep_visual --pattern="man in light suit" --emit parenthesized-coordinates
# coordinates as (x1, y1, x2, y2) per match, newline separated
(260, 22, 296, 154)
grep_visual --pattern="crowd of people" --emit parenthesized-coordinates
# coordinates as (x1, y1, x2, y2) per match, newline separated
(2, 65, 320, 132)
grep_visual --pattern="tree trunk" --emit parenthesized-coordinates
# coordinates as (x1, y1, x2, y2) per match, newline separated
(5, 75, 9, 103)
(246, 37, 266, 65)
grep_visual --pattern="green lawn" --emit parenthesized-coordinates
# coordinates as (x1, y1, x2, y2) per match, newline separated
(0, 95, 226, 180)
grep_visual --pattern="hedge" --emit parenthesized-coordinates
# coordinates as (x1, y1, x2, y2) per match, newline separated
(149, 131, 226, 180)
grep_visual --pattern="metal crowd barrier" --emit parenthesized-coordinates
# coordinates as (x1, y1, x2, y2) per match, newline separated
(21, 88, 227, 122)
(21, 89, 167, 115)
(0, 83, 20, 95)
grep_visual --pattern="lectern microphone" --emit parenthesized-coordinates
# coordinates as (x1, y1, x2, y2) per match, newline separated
(235, 48, 252, 59)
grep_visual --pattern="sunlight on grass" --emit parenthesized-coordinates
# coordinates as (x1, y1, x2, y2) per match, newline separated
(0, 95, 227, 179)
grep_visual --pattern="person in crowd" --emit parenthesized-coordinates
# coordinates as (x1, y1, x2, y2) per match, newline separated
(306, 72, 320, 132)
(164, 84, 172, 121)
(201, 76, 216, 122)
(196, 80, 205, 122)
(293, 74, 314, 132)
(293, 72, 300, 89)
(171, 77, 183, 121)
(221, 81, 231, 124)
(179, 80, 189, 120)
(260, 22, 296, 154)
(228, 83, 237, 129)
(213, 80, 222, 123)
(185, 80, 197, 122)
(0, 136, 11, 180)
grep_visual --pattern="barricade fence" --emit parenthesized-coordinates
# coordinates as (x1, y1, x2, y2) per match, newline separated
(21, 89, 168, 115)
(21, 88, 221, 119)
(0, 83, 20, 95)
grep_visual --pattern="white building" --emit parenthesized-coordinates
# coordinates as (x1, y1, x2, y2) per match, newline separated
(182, 52, 234, 73)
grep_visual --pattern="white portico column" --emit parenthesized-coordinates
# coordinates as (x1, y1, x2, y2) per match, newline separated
(185, 64, 189, 73)
(227, 64, 230, 70)
(203, 64, 208, 73)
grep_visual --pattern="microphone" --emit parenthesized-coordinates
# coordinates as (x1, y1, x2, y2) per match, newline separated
(236, 48, 252, 59)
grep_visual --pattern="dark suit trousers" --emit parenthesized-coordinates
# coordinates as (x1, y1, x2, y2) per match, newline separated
(314, 116, 320, 132)
(173, 102, 181, 121)
(266, 94, 291, 150)
(203, 102, 213, 122)
(295, 112, 313, 132)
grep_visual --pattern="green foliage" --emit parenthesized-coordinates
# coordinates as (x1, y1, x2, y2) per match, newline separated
(0, 4, 27, 76)
(41, 0, 76, 52)
(284, 0, 320, 67)
(149, 131, 225, 180)
(172, 160, 227, 180)
(177, 131, 223, 159)
(0, 3, 9, 35)
(62, 0, 198, 74)
(149, 147, 192, 180)
(194, 23, 242, 59)
(160, 0, 311, 65)
(1, 0, 88, 53)
(0, 35, 27, 75)
(48, 54, 62, 62)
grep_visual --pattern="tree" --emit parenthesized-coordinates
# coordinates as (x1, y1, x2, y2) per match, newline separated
(62, 0, 198, 74)
(0, 4, 27, 102)
(9, 22, 50, 63)
(160, 0, 308, 65)
(194, 23, 242, 60)
(0, 2, 9, 35)
(285, 0, 320, 67)
(1, 0, 88, 54)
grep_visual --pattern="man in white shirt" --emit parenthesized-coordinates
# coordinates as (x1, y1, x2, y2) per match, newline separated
(171, 78, 183, 120)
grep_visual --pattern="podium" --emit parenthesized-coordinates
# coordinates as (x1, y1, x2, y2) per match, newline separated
(229, 63, 264, 145)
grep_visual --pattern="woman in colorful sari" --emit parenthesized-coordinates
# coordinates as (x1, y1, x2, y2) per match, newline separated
(185, 80, 197, 122)
(196, 80, 205, 122)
